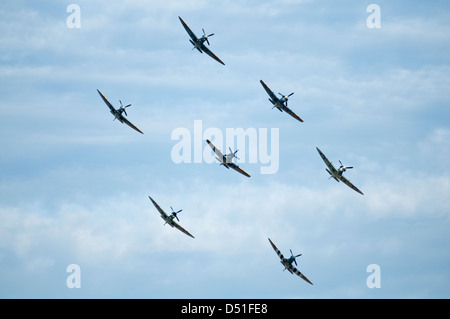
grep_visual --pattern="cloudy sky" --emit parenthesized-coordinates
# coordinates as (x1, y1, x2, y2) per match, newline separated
(1, 0, 449, 299)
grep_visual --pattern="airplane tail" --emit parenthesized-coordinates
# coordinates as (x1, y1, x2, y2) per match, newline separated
(269, 99, 283, 112)
(189, 39, 203, 53)
(216, 157, 229, 168)
(326, 169, 340, 182)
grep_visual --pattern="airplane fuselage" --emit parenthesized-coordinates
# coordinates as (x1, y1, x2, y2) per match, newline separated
(326, 168, 341, 182)
(330, 166, 347, 179)
(161, 214, 176, 227)
(280, 259, 295, 273)
(190, 37, 208, 52)
(189, 39, 203, 51)
(268, 98, 286, 112)
(216, 156, 232, 168)
(111, 110, 124, 122)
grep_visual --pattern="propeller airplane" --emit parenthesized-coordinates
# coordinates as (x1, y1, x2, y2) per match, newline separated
(178, 16, 225, 65)
(316, 147, 364, 195)
(206, 139, 251, 178)
(260, 80, 304, 123)
(268, 238, 313, 285)
(148, 196, 195, 239)
(97, 89, 143, 134)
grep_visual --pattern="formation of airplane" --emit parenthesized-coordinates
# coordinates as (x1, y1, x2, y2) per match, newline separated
(260, 80, 304, 123)
(268, 238, 313, 285)
(148, 196, 195, 239)
(316, 147, 364, 195)
(178, 16, 225, 66)
(97, 89, 144, 134)
(91, 16, 371, 287)
(206, 139, 251, 178)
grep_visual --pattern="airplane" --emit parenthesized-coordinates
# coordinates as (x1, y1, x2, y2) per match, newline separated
(148, 196, 195, 239)
(178, 16, 225, 66)
(97, 89, 144, 134)
(268, 238, 313, 285)
(316, 147, 364, 195)
(260, 80, 304, 123)
(206, 139, 251, 178)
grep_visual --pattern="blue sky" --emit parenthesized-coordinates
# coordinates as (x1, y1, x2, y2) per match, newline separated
(1, 0, 450, 298)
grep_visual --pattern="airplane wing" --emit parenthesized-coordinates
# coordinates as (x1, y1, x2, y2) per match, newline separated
(229, 163, 251, 178)
(199, 43, 225, 65)
(282, 105, 304, 123)
(260, 80, 278, 102)
(119, 114, 144, 134)
(149, 196, 169, 220)
(206, 139, 225, 160)
(316, 147, 338, 175)
(172, 221, 195, 239)
(339, 175, 364, 195)
(148, 196, 195, 239)
(97, 89, 117, 114)
(268, 238, 285, 261)
(290, 265, 313, 285)
(178, 16, 199, 42)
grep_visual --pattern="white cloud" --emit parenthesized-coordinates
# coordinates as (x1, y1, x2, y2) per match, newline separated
(364, 175, 450, 219)
(418, 128, 450, 169)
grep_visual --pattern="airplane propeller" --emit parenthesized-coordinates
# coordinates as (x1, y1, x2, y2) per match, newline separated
(170, 206, 182, 221)
(119, 100, 131, 116)
(278, 92, 294, 106)
(202, 28, 214, 45)
(290, 249, 302, 266)
(339, 160, 353, 171)
(228, 147, 240, 160)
